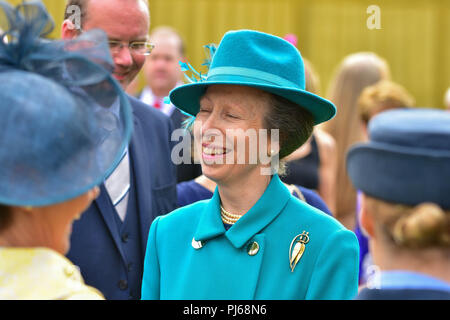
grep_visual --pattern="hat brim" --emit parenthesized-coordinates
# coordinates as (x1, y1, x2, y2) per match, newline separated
(169, 80, 336, 125)
(347, 142, 450, 209)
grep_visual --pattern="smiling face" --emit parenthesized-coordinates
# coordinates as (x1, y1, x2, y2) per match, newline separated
(82, 0, 150, 89)
(193, 85, 274, 185)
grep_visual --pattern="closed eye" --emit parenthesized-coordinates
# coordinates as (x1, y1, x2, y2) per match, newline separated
(226, 113, 240, 119)
(198, 107, 211, 113)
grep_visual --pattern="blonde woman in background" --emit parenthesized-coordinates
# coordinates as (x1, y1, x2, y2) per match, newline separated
(347, 108, 450, 299)
(358, 80, 416, 137)
(282, 57, 337, 214)
(321, 52, 390, 229)
(353, 80, 415, 286)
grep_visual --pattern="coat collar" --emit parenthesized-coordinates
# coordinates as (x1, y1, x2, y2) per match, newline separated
(193, 174, 291, 249)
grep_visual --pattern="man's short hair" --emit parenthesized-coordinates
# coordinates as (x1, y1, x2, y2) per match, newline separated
(64, 0, 149, 29)
(149, 26, 186, 56)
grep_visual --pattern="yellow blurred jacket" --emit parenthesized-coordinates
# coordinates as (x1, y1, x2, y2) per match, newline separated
(0, 247, 104, 300)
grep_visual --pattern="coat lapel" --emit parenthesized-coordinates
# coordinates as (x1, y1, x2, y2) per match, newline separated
(128, 112, 153, 258)
(94, 109, 152, 263)
(193, 190, 226, 242)
(94, 184, 127, 262)
(190, 175, 292, 299)
(225, 175, 291, 248)
(194, 175, 291, 246)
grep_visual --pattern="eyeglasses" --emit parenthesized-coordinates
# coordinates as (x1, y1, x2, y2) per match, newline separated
(77, 29, 155, 56)
(108, 40, 155, 56)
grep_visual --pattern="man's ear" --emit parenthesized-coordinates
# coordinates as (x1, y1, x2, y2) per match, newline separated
(360, 194, 376, 239)
(61, 19, 79, 40)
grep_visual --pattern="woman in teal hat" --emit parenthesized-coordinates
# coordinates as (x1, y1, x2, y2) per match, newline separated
(141, 29, 359, 300)
(0, 1, 132, 299)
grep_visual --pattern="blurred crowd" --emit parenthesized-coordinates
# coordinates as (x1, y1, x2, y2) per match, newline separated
(0, 0, 448, 301)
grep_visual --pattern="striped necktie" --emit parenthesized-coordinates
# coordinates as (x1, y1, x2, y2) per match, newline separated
(104, 148, 130, 222)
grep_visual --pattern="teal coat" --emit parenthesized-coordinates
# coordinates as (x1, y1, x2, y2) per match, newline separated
(141, 175, 359, 300)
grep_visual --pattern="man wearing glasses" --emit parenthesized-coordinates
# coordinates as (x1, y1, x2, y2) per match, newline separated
(61, 0, 177, 300)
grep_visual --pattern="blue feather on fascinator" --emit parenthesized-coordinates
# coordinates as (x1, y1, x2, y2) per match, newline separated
(0, 1, 132, 206)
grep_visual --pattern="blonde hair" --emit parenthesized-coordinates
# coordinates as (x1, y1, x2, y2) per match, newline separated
(303, 57, 321, 95)
(321, 52, 390, 226)
(358, 80, 415, 124)
(149, 26, 186, 56)
(365, 196, 450, 249)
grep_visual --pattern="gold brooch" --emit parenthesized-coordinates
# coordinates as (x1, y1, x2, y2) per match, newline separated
(289, 231, 310, 272)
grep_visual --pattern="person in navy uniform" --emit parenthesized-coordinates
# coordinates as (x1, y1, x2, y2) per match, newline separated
(347, 108, 450, 300)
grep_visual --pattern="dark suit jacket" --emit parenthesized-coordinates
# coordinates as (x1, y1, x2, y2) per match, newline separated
(136, 87, 202, 183)
(169, 108, 202, 182)
(169, 106, 185, 131)
(356, 288, 450, 300)
(66, 95, 177, 300)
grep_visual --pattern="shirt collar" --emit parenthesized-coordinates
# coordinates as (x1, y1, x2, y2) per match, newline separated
(381, 270, 450, 292)
(140, 82, 183, 116)
(193, 174, 291, 249)
(139, 86, 155, 106)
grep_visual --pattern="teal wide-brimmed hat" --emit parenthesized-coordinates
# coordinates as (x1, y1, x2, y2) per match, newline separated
(169, 29, 336, 125)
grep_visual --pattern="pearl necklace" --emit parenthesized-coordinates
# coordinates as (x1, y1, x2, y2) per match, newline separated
(220, 205, 243, 225)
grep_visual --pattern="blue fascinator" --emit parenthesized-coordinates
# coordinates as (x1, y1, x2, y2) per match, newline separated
(0, 1, 133, 206)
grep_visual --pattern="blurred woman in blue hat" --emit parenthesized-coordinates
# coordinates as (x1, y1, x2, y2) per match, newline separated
(0, 1, 132, 299)
(141, 29, 359, 300)
(347, 108, 450, 300)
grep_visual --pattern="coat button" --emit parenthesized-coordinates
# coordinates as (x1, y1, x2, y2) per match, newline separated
(118, 279, 128, 290)
(64, 265, 76, 278)
(121, 233, 129, 243)
(247, 241, 259, 256)
(192, 237, 204, 249)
